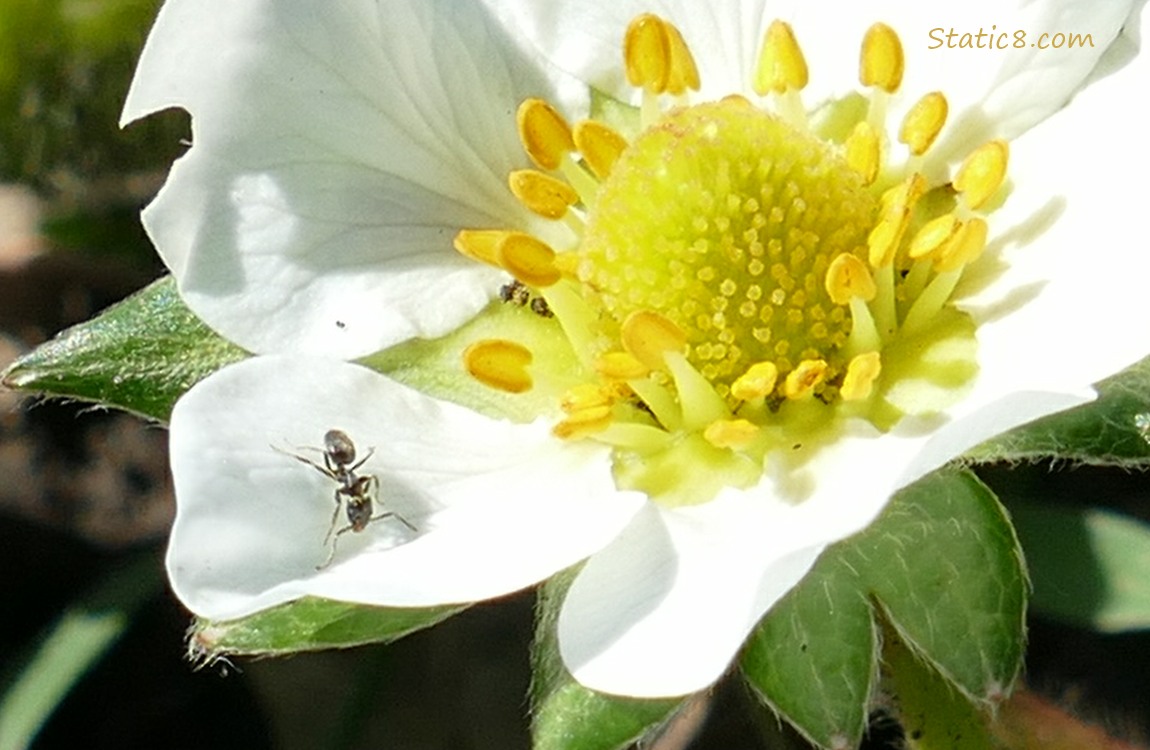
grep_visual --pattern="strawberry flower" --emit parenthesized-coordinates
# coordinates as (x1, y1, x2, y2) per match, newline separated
(125, 0, 1149, 697)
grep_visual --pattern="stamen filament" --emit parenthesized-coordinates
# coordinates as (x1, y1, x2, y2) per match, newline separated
(665, 352, 730, 429)
(900, 269, 962, 337)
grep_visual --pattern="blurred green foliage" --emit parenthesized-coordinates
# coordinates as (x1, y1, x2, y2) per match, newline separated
(0, 0, 185, 191)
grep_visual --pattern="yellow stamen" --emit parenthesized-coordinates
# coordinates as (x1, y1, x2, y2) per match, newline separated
(907, 213, 959, 261)
(574, 120, 629, 180)
(704, 419, 760, 449)
(560, 383, 614, 413)
(935, 217, 988, 273)
(825, 253, 877, 304)
(508, 170, 579, 219)
(845, 121, 881, 185)
(594, 351, 651, 380)
(463, 340, 534, 394)
(496, 232, 562, 287)
(954, 140, 1009, 210)
(730, 361, 779, 401)
(452, 229, 504, 267)
(663, 22, 701, 95)
(899, 92, 948, 156)
(783, 359, 828, 400)
(867, 174, 925, 267)
(624, 14, 671, 92)
(620, 310, 688, 371)
(753, 21, 808, 95)
(553, 405, 614, 440)
(517, 98, 575, 171)
(840, 352, 882, 401)
(859, 23, 904, 93)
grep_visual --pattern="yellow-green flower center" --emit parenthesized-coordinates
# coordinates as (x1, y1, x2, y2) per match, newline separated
(439, 14, 1010, 508)
(579, 100, 875, 398)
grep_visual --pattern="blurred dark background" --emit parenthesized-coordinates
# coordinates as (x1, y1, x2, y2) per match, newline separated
(1, 2, 1148, 748)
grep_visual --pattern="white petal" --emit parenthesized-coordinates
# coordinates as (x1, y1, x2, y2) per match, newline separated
(124, 0, 555, 357)
(947, 4, 1150, 420)
(483, 0, 1134, 147)
(560, 420, 925, 697)
(168, 356, 644, 620)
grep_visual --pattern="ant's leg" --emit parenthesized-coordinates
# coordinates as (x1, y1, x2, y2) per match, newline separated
(271, 444, 338, 482)
(322, 492, 343, 546)
(348, 446, 376, 473)
(363, 476, 417, 531)
(369, 510, 418, 532)
(316, 522, 355, 570)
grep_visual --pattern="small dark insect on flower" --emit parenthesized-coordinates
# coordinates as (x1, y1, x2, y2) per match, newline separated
(275, 429, 416, 569)
(499, 280, 553, 317)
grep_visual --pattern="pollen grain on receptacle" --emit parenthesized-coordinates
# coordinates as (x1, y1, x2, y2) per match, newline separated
(452, 14, 1009, 507)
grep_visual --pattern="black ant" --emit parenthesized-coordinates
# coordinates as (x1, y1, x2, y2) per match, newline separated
(277, 429, 416, 568)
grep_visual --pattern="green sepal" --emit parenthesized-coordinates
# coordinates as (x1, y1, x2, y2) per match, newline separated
(971, 354, 1150, 467)
(1008, 499, 1150, 632)
(530, 570, 682, 750)
(188, 597, 466, 661)
(882, 627, 997, 750)
(742, 469, 1025, 749)
(741, 554, 877, 750)
(2, 276, 248, 422)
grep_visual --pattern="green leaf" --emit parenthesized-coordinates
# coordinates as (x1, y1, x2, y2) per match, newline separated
(742, 470, 1025, 749)
(530, 570, 682, 750)
(882, 628, 996, 750)
(971, 355, 1150, 467)
(2, 276, 248, 422)
(741, 555, 877, 750)
(849, 470, 1026, 706)
(1008, 500, 1150, 632)
(0, 554, 162, 750)
(188, 597, 466, 660)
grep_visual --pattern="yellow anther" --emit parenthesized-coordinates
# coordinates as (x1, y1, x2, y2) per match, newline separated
(907, 213, 960, 260)
(840, 352, 882, 401)
(867, 174, 925, 267)
(561, 383, 614, 414)
(574, 120, 629, 180)
(463, 339, 534, 394)
(624, 14, 671, 92)
(620, 310, 688, 370)
(552, 405, 614, 440)
(935, 217, 988, 273)
(594, 351, 650, 380)
(899, 92, 948, 156)
(452, 229, 505, 267)
(954, 140, 1009, 210)
(825, 254, 877, 305)
(553, 251, 581, 280)
(859, 23, 904, 93)
(663, 21, 700, 95)
(783, 359, 828, 400)
(845, 121, 881, 185)
(508, 170, 579, 219)
(517, 98, 575, 171)
(753, 21, 808, 95)
(703, 419, 760, 450)
(730, 361, 779, 401)
(495, 232, 562, 288)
